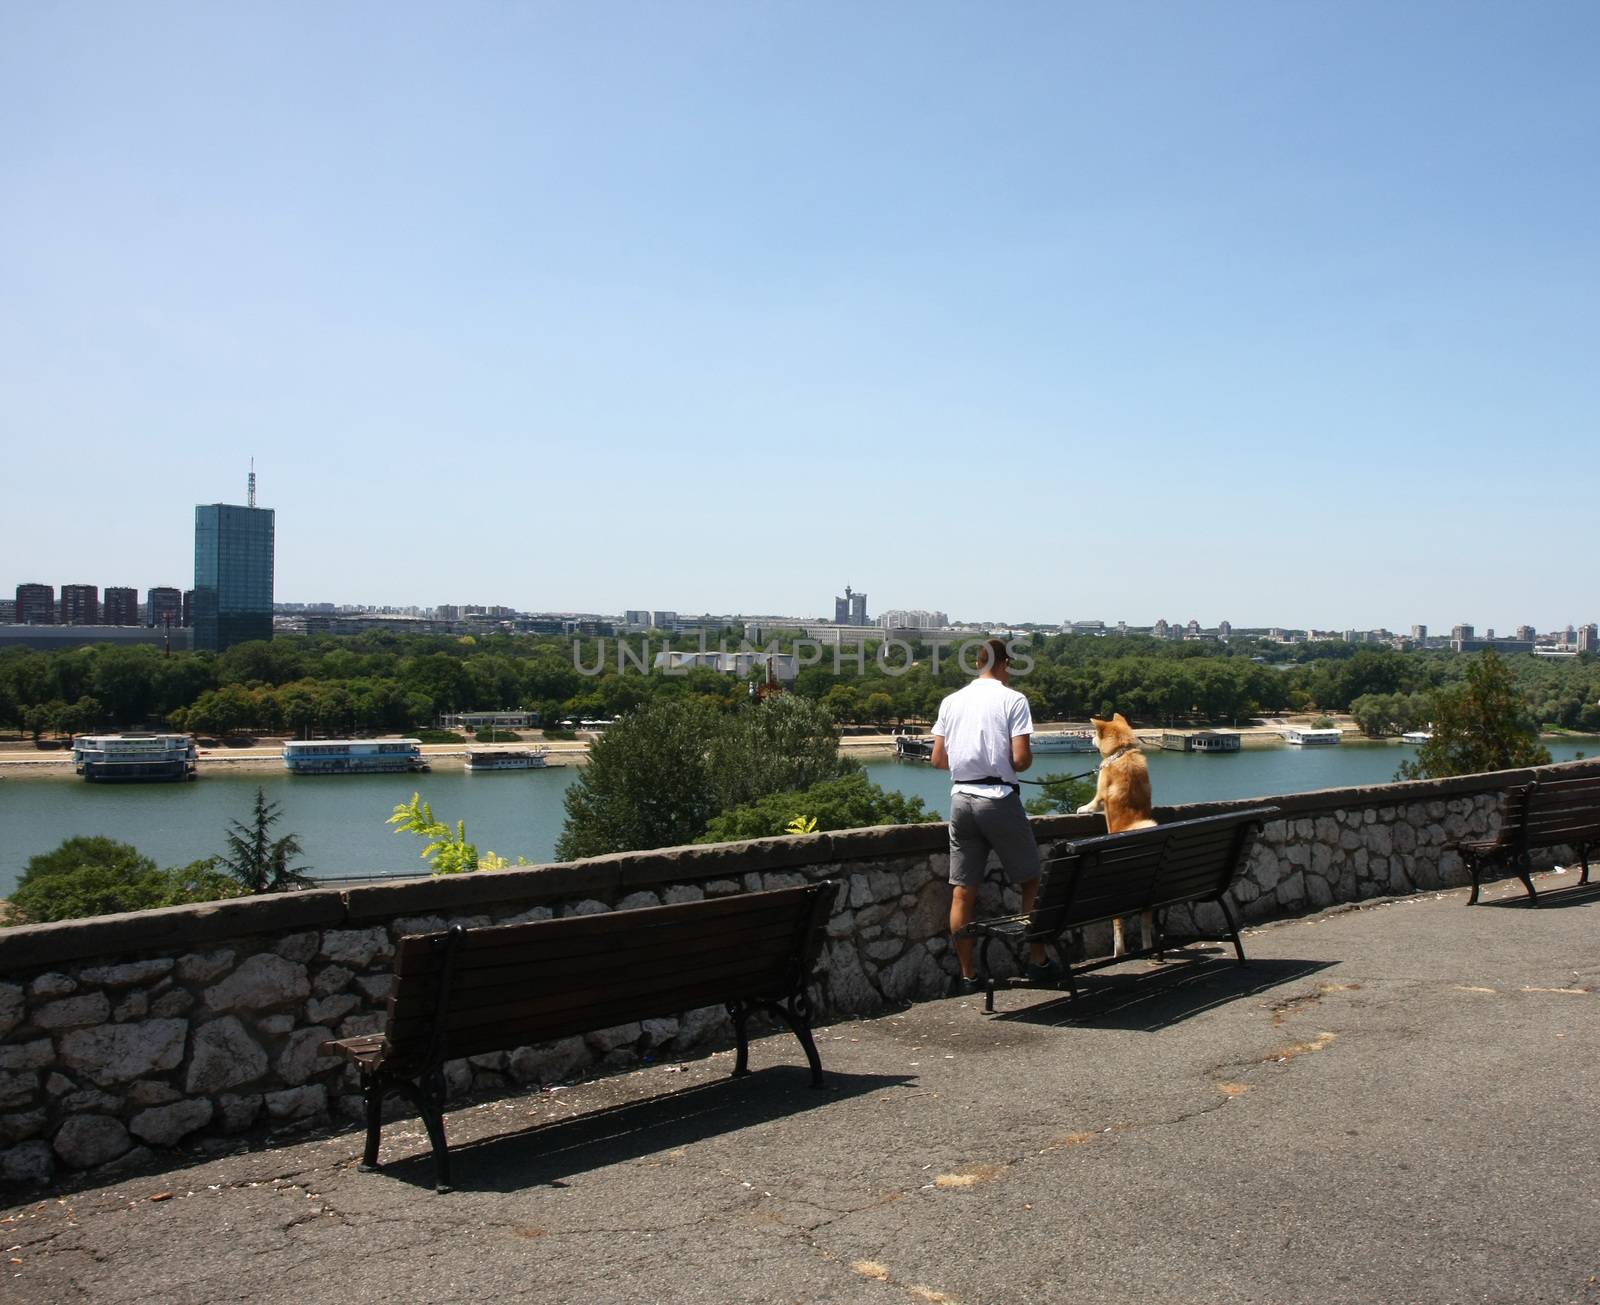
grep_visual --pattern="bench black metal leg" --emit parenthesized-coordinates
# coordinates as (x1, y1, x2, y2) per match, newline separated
(773, 993, 825, 1088)
(1579, 843, 1590, 887)
(1465, 851, 1483, 905)
(384, 1073, 453, 1192)
(359, 1072, 385, 1171)
(1515, 854, 1538, 904)
(727, 1000, 751, 1077)
(1218, 899, 1246, 965)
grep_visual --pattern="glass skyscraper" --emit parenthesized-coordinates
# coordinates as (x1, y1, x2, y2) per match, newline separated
(193, 503, 275, 652)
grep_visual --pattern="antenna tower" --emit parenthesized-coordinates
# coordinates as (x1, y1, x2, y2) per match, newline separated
(248, 458, 256, 509)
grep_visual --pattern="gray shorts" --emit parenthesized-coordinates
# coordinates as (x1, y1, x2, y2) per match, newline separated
(948, 790, 1042, 888)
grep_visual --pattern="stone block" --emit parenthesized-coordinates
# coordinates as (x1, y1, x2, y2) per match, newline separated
(662, 885, 705, 904)
(355, 973, 392, 1002)
(320, 928, 393, 968)
(114, 993, 149, 1022)
(31, 973, 78, 999)
(640, 1017, 678, 1048)
(60, 1019, 186, 1086)
(670, 1004, 732, 1052)
(864, 939, 904, 962)
(186, 1016, 267, 1093)
(312, 965, 354, 996)
(823, 942, 879, 1015)
(130, 1098, 214, 1147)
(825, 908, 856, 939)
(275, 932, 320, 963)
(264, 1084, 327, 1121)
(217, 1093, 263, 1134)
(0, 1071, 40, 1108)
(35, 992, 112, 1030)
(562, 899, 610, 917)
(703, 879, 741, 896)
(127, 1080, 183, 1107)
(0, 1039, 53, 1072)
(1, 1109, 47, 1143)
(615, 890, 662, 912)
(0, 982, 23, 1038)
(257, 1014, 294, 1036)
(585, 1022, 641, 1054)
(878, 948, 944, 1004)
(276, 1027, 337, 1086)
(53, 1115, 132, 1169)
(507, 1037, 588, 1086)
(1, 1140, 53, 1186)
(177, 949, 236, 984)
(307, 994, 359, 1024)
(150, 989, 194, 1018)
(80, 960, 174, 988)
(498, 906, 553, 925)
(62, 1088, 122, 1113)
(203, 954, 310, 1013)
(337, 1013, 383, 1038)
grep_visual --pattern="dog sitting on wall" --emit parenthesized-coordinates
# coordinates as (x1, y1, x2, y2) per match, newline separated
(1077, 712, 1157, 955)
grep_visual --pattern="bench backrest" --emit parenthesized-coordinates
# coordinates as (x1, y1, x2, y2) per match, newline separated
(1028, 807, 1277, 939)
(380, 882, 838, 1067)
(1520, 774, 1600, 851)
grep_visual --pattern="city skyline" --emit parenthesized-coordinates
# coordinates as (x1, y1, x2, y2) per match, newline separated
(3, 4, 1596, 628)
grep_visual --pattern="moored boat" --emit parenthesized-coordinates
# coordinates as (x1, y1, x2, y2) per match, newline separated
(1284, 727, 1342, 746)
(284, 739, 428, 774)
(464, 748, 549, 771)
(1031, 729, 1097, 753)
(895, 736, 936, 760)
(72, 733, 198, 782)
(1400, 730, 1433, 744)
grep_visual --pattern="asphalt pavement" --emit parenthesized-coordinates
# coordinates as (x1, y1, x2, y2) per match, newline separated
(5, 869, 1598, 1304)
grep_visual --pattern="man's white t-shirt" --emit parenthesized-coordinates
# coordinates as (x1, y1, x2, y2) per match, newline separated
(930, 677, 1034, 799)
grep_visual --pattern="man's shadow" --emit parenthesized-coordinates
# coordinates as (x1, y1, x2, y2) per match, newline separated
(992, 954, 1336, 1031)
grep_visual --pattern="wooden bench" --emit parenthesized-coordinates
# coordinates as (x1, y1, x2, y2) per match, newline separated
(1457, 773, 1600, 904)
(961, 807, 1278, 1012)
(322, 881, 838, 1191)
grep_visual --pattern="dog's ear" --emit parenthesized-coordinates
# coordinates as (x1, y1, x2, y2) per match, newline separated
(1112, 713, 1129, 728)
(1090, 717, 1108, 733)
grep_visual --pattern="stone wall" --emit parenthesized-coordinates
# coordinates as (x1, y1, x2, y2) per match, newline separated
(4, 757, 1596, 1189)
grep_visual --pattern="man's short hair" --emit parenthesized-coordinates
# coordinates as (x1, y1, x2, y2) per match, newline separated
(980, 638, 1010, 669)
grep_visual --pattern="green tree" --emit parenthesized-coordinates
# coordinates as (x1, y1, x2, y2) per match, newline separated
(707, 694, 855, 814)
(386, 792, 524, 873)
(698, 772, 940, 843)
(221, 788, 313, 892)
(7, 837, 242, 924)
(555, 698, 720, 859)
(1023, 772, 1099, 816)
(1397, 651, 1552, 780)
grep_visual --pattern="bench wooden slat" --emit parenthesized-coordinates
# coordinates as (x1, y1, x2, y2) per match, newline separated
(326, 881, 839, 1192)
(963, 807, 1276, 1008)
(1455, 773, 1599, 903)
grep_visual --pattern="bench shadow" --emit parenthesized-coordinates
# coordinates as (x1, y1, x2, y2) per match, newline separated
(992, 954, 1336, 1031)
(1480, 880, 1600, 910)
(379, 1067, 913, 1194)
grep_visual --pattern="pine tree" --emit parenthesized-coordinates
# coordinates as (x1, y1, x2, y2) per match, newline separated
(222, 788, 313, 892)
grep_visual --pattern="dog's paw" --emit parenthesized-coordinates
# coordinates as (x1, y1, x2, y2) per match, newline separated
(1075, 800, 1099, 814)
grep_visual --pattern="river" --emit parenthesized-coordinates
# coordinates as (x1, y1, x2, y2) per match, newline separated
(2, 740, 1595, 897)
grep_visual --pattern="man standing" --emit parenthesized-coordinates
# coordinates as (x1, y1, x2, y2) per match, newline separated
(930, 638, 1056, 993)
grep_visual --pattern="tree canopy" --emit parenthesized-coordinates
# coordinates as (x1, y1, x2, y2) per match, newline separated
(1396, 651, 1553, 780)
(7, 837, 241, 925)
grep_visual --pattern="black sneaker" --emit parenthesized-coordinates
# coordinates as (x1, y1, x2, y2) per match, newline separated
(954, 975, 986, 998)
(1025, 959, 1062, 985)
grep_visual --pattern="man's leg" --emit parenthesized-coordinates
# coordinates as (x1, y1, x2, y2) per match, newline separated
(947, 794, 989, 980)
(1017, 877, 1049, 966)
(950, 884, 982, 978)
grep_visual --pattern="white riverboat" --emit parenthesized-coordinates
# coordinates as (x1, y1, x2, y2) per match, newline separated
(1031, 729, 1097, 753)
(464, 748, 549, 771)
(895, 735, 936, 761)
(72, 733, 198, 782)
(1401, 730, 1433, 744)
(283, 739, 428, 774)
(1284, 727, 1342, 746)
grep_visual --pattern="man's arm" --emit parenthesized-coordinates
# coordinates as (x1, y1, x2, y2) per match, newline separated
(1010, 734, 1032, 773)
(930, 736, 949, 770)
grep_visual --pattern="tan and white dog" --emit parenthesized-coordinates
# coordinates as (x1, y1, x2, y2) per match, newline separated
(1077, 712, 1157, 955)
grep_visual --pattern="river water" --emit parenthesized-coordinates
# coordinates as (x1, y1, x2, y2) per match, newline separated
(2, 740, 1595, 896)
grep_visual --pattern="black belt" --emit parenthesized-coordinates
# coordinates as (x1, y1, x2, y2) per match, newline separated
(953, 775, 1019, 793)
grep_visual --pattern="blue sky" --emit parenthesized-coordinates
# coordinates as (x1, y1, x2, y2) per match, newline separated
(3, 2, 1595, 630)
